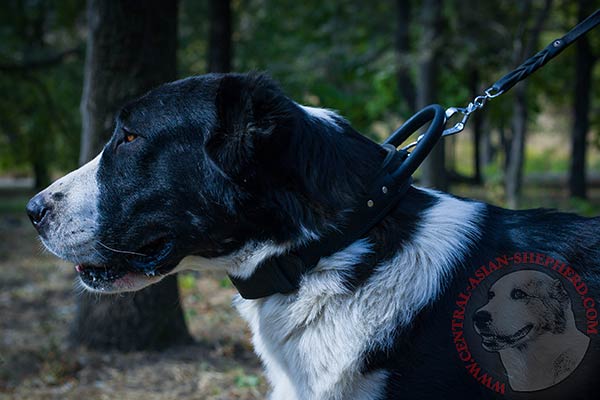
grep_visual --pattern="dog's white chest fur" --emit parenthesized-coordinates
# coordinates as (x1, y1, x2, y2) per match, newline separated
(233, 191, 484, 400)
(235, 289, 389, 400)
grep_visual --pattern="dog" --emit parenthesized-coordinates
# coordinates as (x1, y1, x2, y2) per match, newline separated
(26, 73, 600, 399)
(474, 270, 590, 392)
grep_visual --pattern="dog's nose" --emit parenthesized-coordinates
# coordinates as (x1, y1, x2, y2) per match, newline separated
(26, 192, 52, 231)
(473, 310, 492, 328)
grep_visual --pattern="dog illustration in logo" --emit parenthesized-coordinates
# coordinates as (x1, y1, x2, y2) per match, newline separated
(473, 270, 590, 392)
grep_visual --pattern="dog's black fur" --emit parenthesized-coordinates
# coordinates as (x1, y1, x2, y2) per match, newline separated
(29, 73, 600, 399)
(369, 206, 600, 399)
(91, 73, 389, 278)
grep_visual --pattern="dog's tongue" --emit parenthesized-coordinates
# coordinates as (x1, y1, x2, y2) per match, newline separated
(75, 264, 106, 272)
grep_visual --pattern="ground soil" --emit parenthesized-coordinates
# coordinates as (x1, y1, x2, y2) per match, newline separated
(0, 192, 268, 400)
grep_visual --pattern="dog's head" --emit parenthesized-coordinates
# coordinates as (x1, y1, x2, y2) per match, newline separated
(473, 270, 570, 351)
(26, 73, 382, 293)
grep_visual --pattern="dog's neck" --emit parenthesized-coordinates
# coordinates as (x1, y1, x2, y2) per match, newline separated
(231, 188, 484, 399)
(215, 186, 436, 281)
(180, 185, 477, 285)
(220, 112, 414, 285)
(177, 115, 391, 278)
(280, 107, 391, 233)
(177, 187, 485, 399)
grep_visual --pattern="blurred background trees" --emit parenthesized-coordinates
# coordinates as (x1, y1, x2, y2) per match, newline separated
(208, 0, 232, 72)
(0, 0, 83, 190)
(2, 0, 598, 205)
(0, 0, 599, 353)
(570, 0, 598, 199)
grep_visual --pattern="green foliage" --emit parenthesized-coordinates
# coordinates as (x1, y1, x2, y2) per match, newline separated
(220, 276, 234, 288)
(179, 272, 198, 291)
(180, 0, 401, 136)
(0, 0, 598, 189)
(568, 197, 600, 216)
(0, 0, 84, 181)
(179, 0, 209, 74)
(524, 147, 569, 174)
(234, 371, 261, 388)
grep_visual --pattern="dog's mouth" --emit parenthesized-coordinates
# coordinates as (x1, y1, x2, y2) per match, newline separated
(479, 324, 534, 350)
(76, 237, 177, 291)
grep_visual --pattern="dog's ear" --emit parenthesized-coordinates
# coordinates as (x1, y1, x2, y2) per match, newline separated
(206, 73, 297, 180)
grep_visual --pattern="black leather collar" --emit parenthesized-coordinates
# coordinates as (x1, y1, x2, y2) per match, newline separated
(229, 144, 412, 299)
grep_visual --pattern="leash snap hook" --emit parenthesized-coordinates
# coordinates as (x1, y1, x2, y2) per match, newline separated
(442, 92, 491, 138)
(442, 107, 469, 137)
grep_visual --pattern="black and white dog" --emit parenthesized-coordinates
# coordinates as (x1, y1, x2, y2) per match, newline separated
(27, 73, 600, 399)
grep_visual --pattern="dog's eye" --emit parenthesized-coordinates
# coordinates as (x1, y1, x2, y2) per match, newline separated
(488, 291, 495, 300)
(124, 132, 138, 143)
(511, 289, 528, 300)
(119, 127, 139, 146)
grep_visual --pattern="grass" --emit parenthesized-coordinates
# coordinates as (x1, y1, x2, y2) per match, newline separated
(447, 125, 600, 215)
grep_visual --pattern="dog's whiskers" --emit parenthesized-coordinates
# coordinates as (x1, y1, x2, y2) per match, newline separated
(90, 244, 108, 263)
(97, 241, 148, 257)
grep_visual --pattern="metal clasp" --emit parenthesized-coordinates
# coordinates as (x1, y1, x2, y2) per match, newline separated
(484, 87, 504, 99)
(442, 92, 495, 137)
(442, 107, 469, 137)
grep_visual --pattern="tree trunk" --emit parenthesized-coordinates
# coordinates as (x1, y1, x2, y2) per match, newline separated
(208, 0, 232, 73)
(506, 84, 527, 208)
(417, 0, 447, 190)
(72, 277, 191, 350)
(569, 0, 595, 199)
(504, 0, 552, 208)
(73, 0, 192, 351)
(395, 0, 415, 114)
(21, 3, 51, 192)
(79, 0, 180, 164)
(469, 68, 483, 185)
(480, 122, 493, 168)
(33, 158, 50, 190)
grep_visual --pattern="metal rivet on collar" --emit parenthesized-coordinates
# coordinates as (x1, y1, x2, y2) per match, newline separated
(367, 200, 374, 207)
(382, 186, 388, 194)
